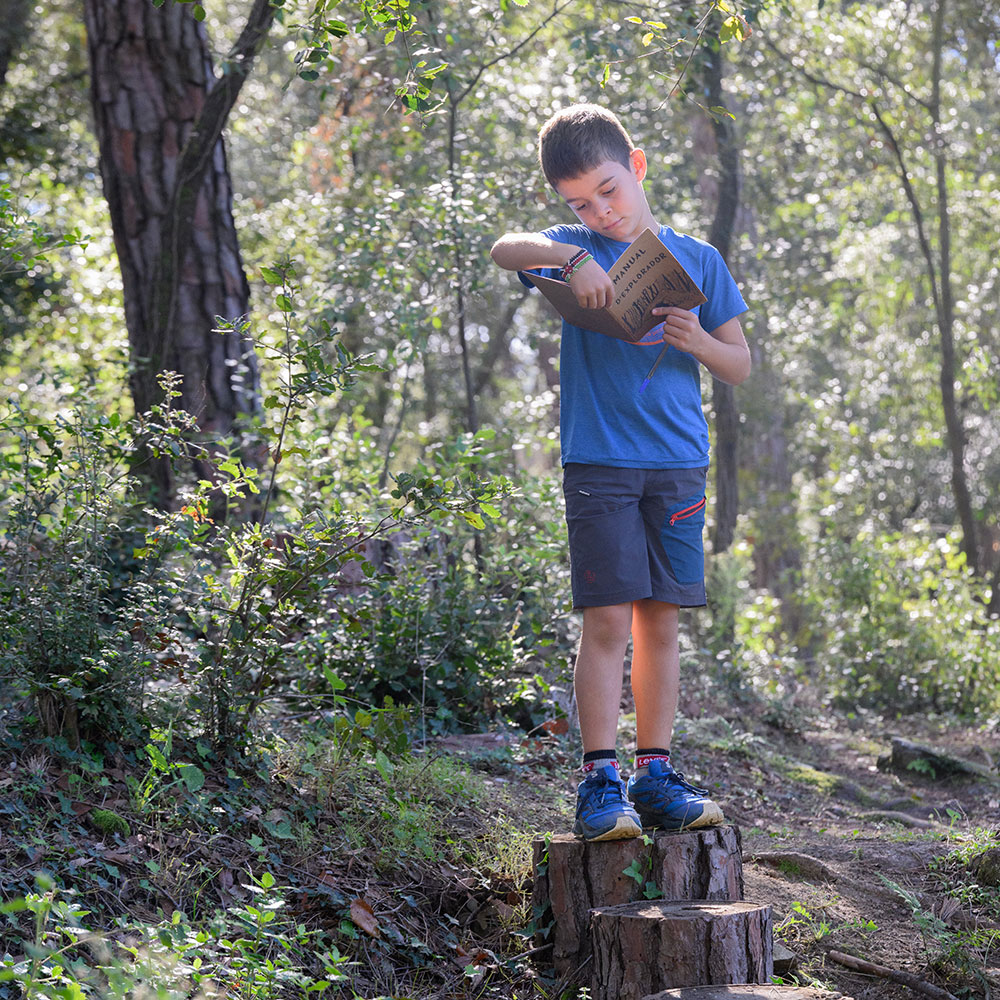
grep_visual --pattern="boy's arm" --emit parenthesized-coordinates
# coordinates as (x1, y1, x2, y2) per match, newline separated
(490, 232, 616, 309)
(652, 307, 752, 386)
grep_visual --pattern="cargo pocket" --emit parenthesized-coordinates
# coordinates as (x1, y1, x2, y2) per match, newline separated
(660, 494, 706, 585)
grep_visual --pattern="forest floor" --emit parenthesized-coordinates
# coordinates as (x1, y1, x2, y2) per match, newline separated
(418, 695, 1000, 1000)
(3, 690, 1000, 1000)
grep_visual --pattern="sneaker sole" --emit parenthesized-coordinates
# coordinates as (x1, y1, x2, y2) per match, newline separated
(635, 800, 726, 832)
(575, 814, 643, 842)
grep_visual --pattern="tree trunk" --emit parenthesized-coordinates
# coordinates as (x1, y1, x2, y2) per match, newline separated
(532, 826, 744, 978)
(700, 34, 742, 555)
(928, 0, 977, 574)
(0, 0, 32, 88)
(590, 899, 773, 1000)
(642, 986, 850, 999)
(84, 0, 271, 506)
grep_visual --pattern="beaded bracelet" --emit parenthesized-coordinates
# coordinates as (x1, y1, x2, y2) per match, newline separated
(560, 249, 593, 283)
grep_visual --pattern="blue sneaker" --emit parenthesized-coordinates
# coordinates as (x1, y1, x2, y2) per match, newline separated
(573, 765, 642, 841)
(626, 759, 725, 831)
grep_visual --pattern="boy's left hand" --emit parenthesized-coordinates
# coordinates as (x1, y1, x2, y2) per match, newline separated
(651, 306, 708, 356)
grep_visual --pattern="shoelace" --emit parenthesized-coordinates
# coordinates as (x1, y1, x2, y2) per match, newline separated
(586, 769, 627, 806)
(663, 769, 708, 796)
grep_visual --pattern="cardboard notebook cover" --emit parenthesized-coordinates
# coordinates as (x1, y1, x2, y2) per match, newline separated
(524, 228, 707, 343)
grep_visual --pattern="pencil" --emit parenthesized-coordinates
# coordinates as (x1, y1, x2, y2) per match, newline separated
(638, 342, 670, 395)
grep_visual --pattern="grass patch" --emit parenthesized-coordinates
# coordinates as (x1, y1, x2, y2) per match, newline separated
(776, 758, 842, 796)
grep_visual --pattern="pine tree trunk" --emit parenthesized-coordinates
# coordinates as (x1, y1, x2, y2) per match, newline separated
(84, 0, 268, 505)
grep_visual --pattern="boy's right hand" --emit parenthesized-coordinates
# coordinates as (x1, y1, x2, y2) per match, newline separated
(568, 259, 616, 309)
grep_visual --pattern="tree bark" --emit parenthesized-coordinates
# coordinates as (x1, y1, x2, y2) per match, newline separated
(83, 0, 273, 506)
(928, 0, 977, 574)
(642, 986, 849, 999)
(590, 899, 773, 1000)
(532, 826, 744, 978)
(0, 0, 32, 88)
(700, 34, 742, 555)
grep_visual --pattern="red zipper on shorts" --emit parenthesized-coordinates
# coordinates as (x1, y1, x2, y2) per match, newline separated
(670, 496, 706, 525)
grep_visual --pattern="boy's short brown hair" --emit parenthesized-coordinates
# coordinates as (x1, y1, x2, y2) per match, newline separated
(538, 104, 634, 186)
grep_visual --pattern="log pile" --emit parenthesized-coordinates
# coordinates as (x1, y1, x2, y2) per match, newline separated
(532, 825, 744, 977)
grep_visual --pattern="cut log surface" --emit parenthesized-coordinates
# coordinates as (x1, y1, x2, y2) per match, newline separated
(532, 825, 743, 976)
(590, 900, 772, 1000)
(642, 987, 852, 999)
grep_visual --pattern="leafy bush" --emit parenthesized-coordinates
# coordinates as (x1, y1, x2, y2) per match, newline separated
(0, 873, 350, 998)
(800, 526, 1000, 715)
(1, 263, 527, 753)
(0, 396, 160, 747)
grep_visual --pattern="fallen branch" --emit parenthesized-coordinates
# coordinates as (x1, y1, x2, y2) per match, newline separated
(857, 810, 949, 831)
(827, 949, 960, 1000)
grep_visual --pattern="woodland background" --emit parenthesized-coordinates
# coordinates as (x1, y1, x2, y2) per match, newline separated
(1, 0, 999, 997)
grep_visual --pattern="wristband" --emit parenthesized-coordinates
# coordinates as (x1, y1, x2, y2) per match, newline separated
(560, 249, 593, 283)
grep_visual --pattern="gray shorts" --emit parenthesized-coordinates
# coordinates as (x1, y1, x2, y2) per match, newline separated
(562, 463, 709, 609)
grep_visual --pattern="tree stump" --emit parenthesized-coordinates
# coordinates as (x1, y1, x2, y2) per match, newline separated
(532, 826, 743, 977)
(641, 987, 852, 1000)
(590, 900, 772, 1000)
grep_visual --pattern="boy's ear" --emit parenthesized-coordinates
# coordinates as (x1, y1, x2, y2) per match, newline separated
(630, 148, 648, 182)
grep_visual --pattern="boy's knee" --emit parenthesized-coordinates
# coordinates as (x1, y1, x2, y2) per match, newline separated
(581, 603, 633, 648)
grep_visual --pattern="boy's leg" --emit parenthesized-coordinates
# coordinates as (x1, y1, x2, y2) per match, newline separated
(572, 602, 642, 841)
(630, 598, 679, 750)
(575, 602, 632, 752)
(627, 597, 724, 830)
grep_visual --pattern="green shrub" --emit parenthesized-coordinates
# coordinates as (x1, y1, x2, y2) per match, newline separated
(801, 526, 1000, 715)
(0, 396, 159, 747)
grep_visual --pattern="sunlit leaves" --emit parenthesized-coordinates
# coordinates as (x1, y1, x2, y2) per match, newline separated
(719, 14, 751, 42)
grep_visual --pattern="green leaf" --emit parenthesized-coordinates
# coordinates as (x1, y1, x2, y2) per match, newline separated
(178, 763, 205, 792)
(479, 502, 501, 519)
(622, 859, 643, 884)
(375, 750, 394, 782)
(260, 266, 284, 285)
(461, 511, 486, 530)
(322, 663, 347, 693)
(193, 4, 206, 21)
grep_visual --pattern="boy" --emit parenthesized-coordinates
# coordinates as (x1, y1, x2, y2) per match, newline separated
(490, 104, 750, 841)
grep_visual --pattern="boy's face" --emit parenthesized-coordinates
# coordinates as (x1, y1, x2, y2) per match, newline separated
(553, 148, 652, 243)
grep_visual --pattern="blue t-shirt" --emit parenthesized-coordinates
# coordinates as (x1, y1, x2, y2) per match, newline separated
(520, 224, 747, 469)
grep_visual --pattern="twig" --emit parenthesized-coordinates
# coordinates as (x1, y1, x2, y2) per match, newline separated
(827, 949, 960, 1000)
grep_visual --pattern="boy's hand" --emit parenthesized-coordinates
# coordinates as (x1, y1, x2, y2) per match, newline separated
(652, 307, 752, 385)
(568, 259, 615, 309)
(652, 306, 710, 354)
